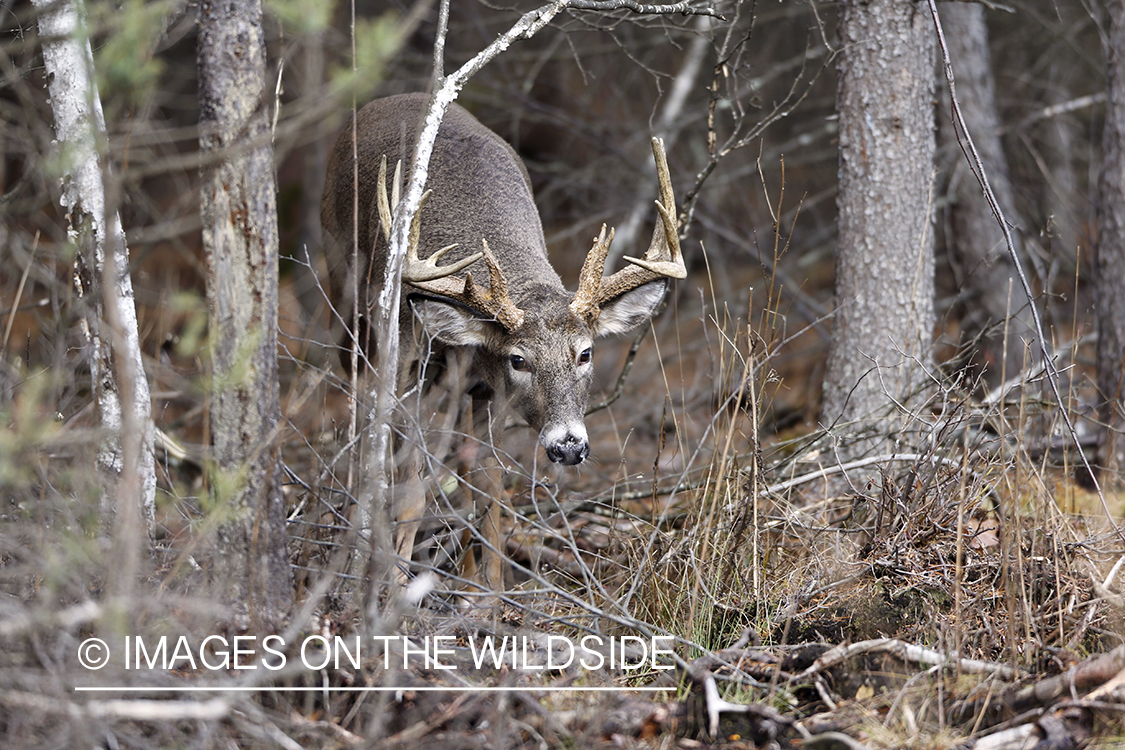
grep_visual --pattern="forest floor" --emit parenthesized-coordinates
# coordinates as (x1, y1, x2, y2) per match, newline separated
(4, 259, 1125, 750)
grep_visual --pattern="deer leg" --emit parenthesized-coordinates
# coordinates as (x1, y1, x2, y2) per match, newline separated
(479, 457, 504, 594)
(391, 346, 468, 583)
(458, 459, 504, 606)
(478, 407, 506, 596)
(453, 398, 506, 603)
(455, 395, 483, 590)
(391, 450, 425, 581)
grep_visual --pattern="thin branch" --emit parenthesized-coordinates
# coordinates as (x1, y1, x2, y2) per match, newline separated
(925, 0, 1118, 536)
(431, 0, 449, 87)
(567, 0, 724, 18)
(797, 638, 1021, 681)
(587, 320, 652, 413)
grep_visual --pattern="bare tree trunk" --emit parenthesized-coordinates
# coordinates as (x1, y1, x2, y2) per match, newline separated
(1092, 0, 1125, 484)
(1043, 61, 1081, 261)
(821, 0, 936, 438)
(199, 0, 292, 628)
(34, 0, 156, 545)
(938, 2, 1034, 384)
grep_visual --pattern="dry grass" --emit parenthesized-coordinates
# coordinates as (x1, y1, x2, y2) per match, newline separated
(6, 220, 1125, 749)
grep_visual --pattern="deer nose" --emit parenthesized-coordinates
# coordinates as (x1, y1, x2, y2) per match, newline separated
(541, 424, 590, 465)
(546, 436, 589, 465)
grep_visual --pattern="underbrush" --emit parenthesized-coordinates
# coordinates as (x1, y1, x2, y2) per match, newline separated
(4, 251, 1125, 749)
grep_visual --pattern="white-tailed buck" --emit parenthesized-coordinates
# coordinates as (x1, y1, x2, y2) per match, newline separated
(321, 93, 684, 583)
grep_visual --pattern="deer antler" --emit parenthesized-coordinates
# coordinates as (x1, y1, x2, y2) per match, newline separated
(569, 137, 686, 324)
(377, 156, 525, 331)
(377, 155, 483, 281)
(407, 239, 525, 331)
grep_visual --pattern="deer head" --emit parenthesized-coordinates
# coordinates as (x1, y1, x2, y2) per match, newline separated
(321, 94, 685, 465)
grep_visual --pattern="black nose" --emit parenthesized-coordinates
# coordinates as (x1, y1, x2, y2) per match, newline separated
(546, 437, 589, 465)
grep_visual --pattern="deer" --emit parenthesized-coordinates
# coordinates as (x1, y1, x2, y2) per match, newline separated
(320, 93, 685, 590)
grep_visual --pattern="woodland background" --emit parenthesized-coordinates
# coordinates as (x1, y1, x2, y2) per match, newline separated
(3, 0, 1125, 748)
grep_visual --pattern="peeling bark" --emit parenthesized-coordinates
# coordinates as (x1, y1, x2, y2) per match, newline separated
(34, 0, 156, 539)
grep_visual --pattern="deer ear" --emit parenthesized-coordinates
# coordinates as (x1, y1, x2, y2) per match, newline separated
(591, 279, 667, 337)
(410, 296, 500, 347)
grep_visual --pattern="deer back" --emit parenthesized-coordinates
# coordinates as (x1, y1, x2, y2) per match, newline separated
(321, 93, 563, 320)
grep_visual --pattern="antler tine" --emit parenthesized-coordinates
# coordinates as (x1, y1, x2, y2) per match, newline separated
(378, 153, 484, 282)
(377, 155, 393, 244)
(376, 156, 410, 246)
(477, 239, 525, 330)
(571, 138, 685, 323)
(391, 159, 401, 217)
(409, 239, 525, 331)
(620, 137, 687, 279)
(568, 225, 614, 322)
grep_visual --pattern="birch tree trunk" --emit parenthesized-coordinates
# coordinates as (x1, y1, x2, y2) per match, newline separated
(34, 0, 156, 541)
(938, 2, 1034, 385)
(821, 0, 935, 442)
(1092, 0, 1125, 484)
(199, 0, 292, 627)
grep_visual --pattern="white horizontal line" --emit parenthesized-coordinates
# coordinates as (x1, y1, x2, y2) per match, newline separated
(74, 686, 669, 693)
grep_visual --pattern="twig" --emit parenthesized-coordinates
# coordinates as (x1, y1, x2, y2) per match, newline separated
(0, 599, 101, 638)
(953, 645, 1125, 727)
(587, 321, 651, 413)
(1012, 92, 1105, 132)
(567, 0, 723, 18)
(925, 0, 1118, 537)
(0, 691, 230, 721)
(1, 231, 37, 355)
(747, 453, 961, 506)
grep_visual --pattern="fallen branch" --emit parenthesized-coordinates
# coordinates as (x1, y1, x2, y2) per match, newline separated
(953, 645, 1125, 727)
(796, 638, 1021, 683)
(0, 690, 229, 721)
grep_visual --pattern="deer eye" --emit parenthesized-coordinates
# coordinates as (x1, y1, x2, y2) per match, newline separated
(509, 354, 529, 372)
(577, 347, 593, 365)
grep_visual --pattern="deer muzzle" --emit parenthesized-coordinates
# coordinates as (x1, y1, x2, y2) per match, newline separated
(540, 423, 590, 465)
